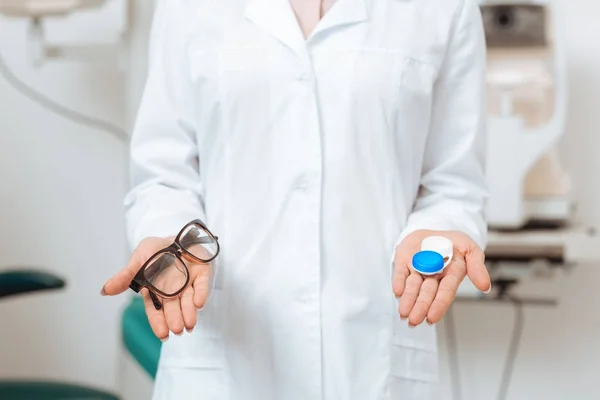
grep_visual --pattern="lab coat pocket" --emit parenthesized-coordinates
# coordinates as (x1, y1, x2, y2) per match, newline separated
(216, 47, 295, 82)
(218, 47, 270, 73)
(152, 364, 229, 400)
(336, 48, 402, 107)
(159, 288, 226, 366)
(216, 47, 272, 101)
(392, 55, 437, 138)
(390, 315, 439, 383)
(389, 319, 439, 399)
(339, 49, 436, 118)
(187, 48, 220, 85)
(397, 56, 436, 95)
(154, 289, 229, 399)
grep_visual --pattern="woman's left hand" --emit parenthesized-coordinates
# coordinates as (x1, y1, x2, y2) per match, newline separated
(392, 230, 492, 327)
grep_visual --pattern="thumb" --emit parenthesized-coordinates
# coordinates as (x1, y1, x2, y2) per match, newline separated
(101, 250, 144, 296)
(465, 247, 491, 294)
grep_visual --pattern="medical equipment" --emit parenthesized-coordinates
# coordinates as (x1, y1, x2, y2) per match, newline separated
(453, 0, 600, 306)
(454, 0, 599, 301)
(0, 0, 128, 142)
(0, 0, 106, 17)
(482, 0, 570, 230)
(452, 3, 600, 398)
(0, 0, 122, 65)
(411, 236, 454, 276)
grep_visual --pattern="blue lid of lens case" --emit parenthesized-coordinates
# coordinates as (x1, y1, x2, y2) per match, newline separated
(412, 250, 445, 275)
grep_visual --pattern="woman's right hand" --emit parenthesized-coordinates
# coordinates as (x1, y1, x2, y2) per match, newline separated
(101, 237, 213, 341)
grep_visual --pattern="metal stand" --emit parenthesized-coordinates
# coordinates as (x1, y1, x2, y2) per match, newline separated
(457, 223, 600, 305)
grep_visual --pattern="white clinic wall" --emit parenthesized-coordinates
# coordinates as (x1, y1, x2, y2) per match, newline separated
(0, 0, 129, 394)
(437, 1, 600, 399)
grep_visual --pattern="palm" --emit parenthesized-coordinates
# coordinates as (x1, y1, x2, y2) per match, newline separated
(150, 254, 212, 300)
(392, 230, 490, 327)
(102, 237, 214, 340)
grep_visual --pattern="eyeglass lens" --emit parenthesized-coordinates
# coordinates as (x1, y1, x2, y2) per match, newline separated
(179, 224, 218, 261)
(143, 252, 189, 296)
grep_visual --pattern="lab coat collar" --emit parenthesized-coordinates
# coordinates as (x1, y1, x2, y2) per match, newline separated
(311, 0, 369, 38)
(244, 0, 309, 62)
(245, 0, 369, 61)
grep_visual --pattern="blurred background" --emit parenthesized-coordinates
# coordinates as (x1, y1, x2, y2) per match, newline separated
(0, 0, 598, 399)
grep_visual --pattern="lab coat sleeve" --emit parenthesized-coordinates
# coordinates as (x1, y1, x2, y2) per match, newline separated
(398, 0, 489, 250)
(124, 0, 205, 249)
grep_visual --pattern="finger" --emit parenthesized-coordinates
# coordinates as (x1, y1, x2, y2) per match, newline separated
(193, 265, 212, 309)
(180, 286, 197, 332)
(427, 261, 466, 324)
(163, 297, 185, 335)
(399, 273, 423, 320)
(102, 237, 170, 296)
(102, 250, 145, 296)
(392, 262, 410, 298)
(141, 289, 169, 341)
(409, 278, 439, 327)
(465, 247, 491, 293)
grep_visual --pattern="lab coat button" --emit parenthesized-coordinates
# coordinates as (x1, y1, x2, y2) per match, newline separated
(297, 291, 317, 303)
(298, 73, 311, 84)
(296, 178, 311, 193)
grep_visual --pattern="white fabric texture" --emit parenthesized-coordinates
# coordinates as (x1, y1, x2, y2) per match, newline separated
(125, 0, 488, 398)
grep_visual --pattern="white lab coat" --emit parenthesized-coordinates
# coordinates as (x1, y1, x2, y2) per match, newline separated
(125, 0, 488, 399)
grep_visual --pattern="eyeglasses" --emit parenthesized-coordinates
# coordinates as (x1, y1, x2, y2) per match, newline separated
(128, 219, 220, 310)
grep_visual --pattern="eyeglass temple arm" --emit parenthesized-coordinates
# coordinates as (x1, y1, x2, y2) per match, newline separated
(179, 233, 218, 248)
(129, 263, 166, 311)
(128, 282, 163, 311)
(150, 291, 162, 310)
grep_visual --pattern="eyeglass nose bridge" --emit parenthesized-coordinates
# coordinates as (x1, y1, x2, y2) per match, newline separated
(167, 242, 183, 254)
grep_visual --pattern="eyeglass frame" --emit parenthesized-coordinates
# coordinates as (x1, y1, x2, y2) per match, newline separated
(128, 219, 220, 310)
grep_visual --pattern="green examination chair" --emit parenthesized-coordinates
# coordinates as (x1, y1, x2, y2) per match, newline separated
(0, 269, 120, 400)
(121, 295, 162, 379)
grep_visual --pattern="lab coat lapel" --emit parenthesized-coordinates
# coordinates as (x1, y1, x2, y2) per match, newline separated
(244, 0, 309, 63)
(311, 0, 369, 38)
